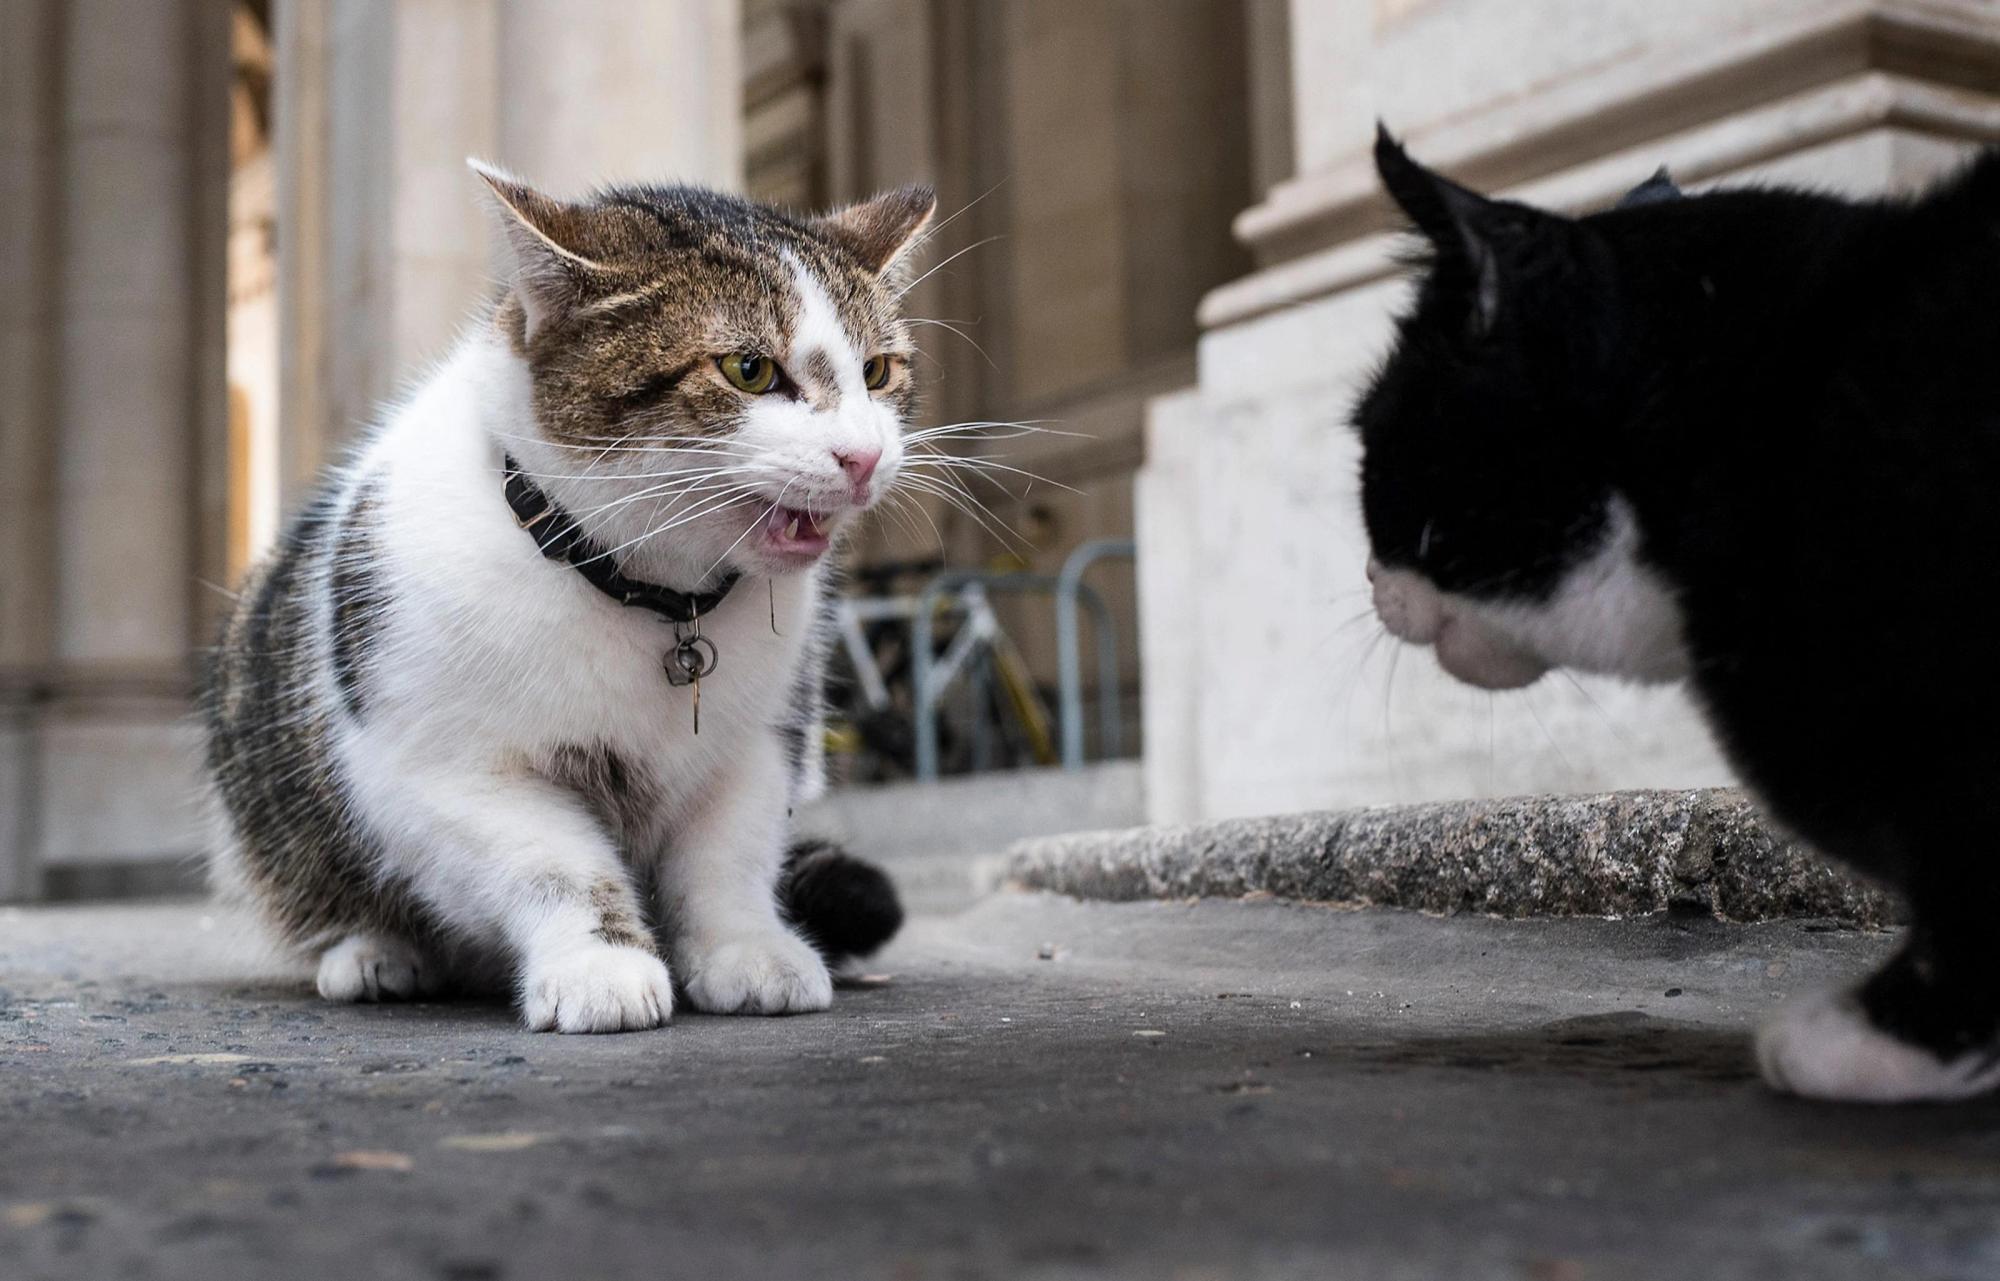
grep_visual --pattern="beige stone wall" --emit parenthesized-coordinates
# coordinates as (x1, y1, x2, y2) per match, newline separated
(1142, 0, 2000, 824)
(0, 0, 233, 897)
(771, 0, 1254, 755)
(275, 0, 744, 501)
(2, 1, 750, 898)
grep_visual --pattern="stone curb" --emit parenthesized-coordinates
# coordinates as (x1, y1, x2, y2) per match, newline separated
(1004, 788, 1902, 927)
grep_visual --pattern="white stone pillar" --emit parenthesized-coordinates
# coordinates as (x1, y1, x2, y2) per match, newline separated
(1140, 0, 2000, 823)
(0, 0, 231, 894)
(498, 0, 742, 193)
(275, 0, 743, 500)
(0, 0, 61, 899)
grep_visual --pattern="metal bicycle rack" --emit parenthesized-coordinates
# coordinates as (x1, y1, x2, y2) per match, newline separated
(831, 542, 1137, 781)
(1053, 539, 1135, 771)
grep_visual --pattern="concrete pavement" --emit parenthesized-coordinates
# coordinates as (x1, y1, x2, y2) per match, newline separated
(2, 894, 1997, 1280)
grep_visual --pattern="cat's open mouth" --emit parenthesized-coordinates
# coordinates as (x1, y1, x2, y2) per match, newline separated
(762, 504, 836, 558)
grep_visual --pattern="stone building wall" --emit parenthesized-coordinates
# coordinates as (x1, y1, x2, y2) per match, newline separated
(1139, 0, 2000, 824)
(10, 1, 1995, 893)
(0, 0, 232, 899)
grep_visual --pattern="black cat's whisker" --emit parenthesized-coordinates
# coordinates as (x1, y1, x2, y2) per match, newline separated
(1521, 687, 1580, 776)
(1487, 693, 1498, 792)
(1382, 640, 1404, 741)
(1556, 669, 1637, 749)
(1338, 624, 1394, 723)
(1312, 607, 1385, 657)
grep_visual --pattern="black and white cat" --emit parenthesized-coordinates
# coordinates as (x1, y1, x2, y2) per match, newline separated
(1358, 126, 2000, 1103)
(204, 167, 928, 1032)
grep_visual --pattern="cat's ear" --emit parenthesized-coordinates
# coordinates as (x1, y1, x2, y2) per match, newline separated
(1617, 166, 1683, 208)
(816, 184, 938, 276)
(469, 159, 614, 341)
(1374, 124, 1554, 336)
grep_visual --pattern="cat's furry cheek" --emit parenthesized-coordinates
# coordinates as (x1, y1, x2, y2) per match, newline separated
(1433, 617, 1548, 689)
(1492, 497, 1691, 685)
(1369, 497, 1687, 690)
(1369, 563, 1545, 687)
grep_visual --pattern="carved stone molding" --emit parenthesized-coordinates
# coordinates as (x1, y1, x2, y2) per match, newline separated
(1208, 1, 2000, 329)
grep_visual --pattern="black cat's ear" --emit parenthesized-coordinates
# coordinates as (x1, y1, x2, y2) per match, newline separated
(1617, 166, 1683, 208)
(1374, 123, 1548, 336)
(1375, 123, 1484, 247)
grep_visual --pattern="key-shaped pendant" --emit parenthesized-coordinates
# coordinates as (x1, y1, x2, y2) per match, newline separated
(664, 618, 720, 733)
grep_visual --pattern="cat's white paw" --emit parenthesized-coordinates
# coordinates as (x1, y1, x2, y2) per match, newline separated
(520, 945, 674, 1034)
(316, 934, 433, 1003)
(1756, 988, 2000, 1103)
(679, 930, 832, 1015)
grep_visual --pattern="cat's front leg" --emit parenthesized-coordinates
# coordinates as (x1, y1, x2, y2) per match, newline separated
(363, 764, 674, 1033)
(656, 734, 832, 1015)
(1758, 912, 2000, 1104)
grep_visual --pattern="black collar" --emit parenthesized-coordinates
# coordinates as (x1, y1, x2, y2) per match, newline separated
(502, 454, 739, 625)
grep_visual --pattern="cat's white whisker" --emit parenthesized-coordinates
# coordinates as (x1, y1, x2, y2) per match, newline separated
(902, 453, 1080, 496)
(903, 316, 997, 369)
(892, 235, 1003, 300)
(894, 473, 1025, 552)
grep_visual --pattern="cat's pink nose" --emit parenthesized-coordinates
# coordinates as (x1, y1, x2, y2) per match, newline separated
(835, 448, 880, 494)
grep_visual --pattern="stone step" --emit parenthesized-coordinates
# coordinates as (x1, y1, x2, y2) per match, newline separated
(1006, 788, 1900, 927)
(797, 761, 1144, 913)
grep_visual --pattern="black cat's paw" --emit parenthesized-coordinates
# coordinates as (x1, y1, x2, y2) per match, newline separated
(1756, 989, 2000, 1104)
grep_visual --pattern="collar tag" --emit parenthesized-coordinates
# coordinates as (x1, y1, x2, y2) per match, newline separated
(501, 453, 739, 734)
(664, 632, 719, 688)
(664, 619, 720, 734)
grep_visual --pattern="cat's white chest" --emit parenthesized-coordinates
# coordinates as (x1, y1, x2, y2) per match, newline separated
(464, 567, 813, 778)
(357, 405, 818, 814)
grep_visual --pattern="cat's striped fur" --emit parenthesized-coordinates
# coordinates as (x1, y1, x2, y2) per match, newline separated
(203, 169, 929, 1031)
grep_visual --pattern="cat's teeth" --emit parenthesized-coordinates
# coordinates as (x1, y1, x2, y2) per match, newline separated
(786, 516, 800, 539)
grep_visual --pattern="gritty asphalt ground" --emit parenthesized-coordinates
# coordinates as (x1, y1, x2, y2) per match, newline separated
(3, 893, 1998, 1281)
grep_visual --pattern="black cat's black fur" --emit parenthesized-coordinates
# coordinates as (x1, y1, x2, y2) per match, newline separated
(1357, 127, 2000, 1100)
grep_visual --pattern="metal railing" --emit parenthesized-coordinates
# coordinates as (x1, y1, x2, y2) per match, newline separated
(1053, 539, 1135, 770)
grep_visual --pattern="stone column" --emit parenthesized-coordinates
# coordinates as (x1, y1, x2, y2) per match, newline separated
(1140, 0, 2000, 824)
(0, 0, 232, 896)
(499, 0, 742, 194)
(275, 0, 743, 501)
(0, 0, 61, 899)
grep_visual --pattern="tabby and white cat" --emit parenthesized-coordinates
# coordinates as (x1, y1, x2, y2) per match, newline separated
(203, 166, 928, 1032)
(1360, 129, 2000, 1102)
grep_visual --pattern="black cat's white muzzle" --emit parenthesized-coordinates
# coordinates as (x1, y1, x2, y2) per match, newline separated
(1367, 559, 1550, 691)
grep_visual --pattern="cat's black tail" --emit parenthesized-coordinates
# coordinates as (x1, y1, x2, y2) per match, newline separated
(779, 839, 904, 964)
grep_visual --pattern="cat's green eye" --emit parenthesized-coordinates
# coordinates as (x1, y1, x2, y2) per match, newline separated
(719, 353, 779, 394)
(863, 355, 893, 391)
